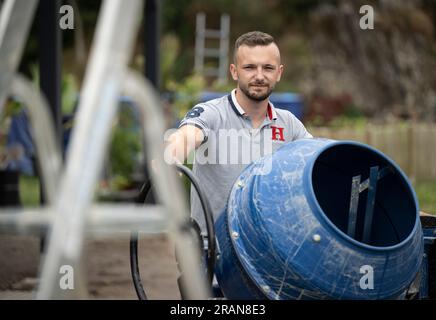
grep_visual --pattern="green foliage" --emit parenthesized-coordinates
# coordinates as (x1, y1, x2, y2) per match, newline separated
(306, 98, 368, 129)
(162, 0, 195, 39)
(168, 73, 206, 119)
(109, 129, 140, 177)
(19, 175, 40, 207)
(415, 180, 436, 214)
(108, 104, 142, 190)
(327, 107, 368, 129)
(29, 63, 78, 115)
(1, 99, 23, 120)
(274, 80, 298, 93)
(62, 73, 79, 114)
(0, 99, 25, 162)
(161, 34, 181, 90)
(160, 33, 208, 119)
(108, 172, 132, 191)
(30, 63, 40, 89)
(209, 81, 234, 93)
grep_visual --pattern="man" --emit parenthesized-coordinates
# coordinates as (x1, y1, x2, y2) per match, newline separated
(166, 31, 312, 234)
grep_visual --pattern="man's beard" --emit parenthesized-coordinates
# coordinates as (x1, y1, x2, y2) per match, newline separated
(239, 82, 274, 102)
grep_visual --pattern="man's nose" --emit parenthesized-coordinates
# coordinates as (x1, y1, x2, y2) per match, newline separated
(255, 67, 265, 80)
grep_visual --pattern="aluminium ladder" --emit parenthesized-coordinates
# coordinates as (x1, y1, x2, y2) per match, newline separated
(194, 12, 230, 84)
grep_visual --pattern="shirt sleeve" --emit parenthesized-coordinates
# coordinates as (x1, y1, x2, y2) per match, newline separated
(178, 103, 219, 143)
(290, 114, 313, 140)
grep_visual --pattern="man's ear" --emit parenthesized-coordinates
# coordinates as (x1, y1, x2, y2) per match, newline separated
(277, 64, 284, 82)
(230, 64, 238, 81)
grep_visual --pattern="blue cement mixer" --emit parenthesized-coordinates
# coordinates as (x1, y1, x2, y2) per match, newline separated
(214, 138, 424, 300)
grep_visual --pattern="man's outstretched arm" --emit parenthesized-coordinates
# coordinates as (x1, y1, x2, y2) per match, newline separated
(165, 125, 205, 165)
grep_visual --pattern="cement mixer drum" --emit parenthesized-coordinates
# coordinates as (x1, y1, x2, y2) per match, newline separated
(215, 138, 423, 300)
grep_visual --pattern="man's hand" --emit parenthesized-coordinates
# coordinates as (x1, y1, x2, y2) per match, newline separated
(149, 125, 204, 176)
(164, 125, 204, 165)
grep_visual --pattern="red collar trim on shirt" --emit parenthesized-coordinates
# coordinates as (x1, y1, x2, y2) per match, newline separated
(268, 104, 278, 120)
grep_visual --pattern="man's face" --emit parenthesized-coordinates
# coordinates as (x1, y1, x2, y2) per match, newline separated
(230, 43, 283, 102)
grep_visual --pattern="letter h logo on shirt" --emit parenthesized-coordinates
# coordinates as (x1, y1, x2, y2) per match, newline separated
(271, 126, 285, 141)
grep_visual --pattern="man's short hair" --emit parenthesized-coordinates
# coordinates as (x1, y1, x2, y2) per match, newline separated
(233, 31, 276, 63)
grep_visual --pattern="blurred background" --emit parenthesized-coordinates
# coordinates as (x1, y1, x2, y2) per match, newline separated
(1, 0, 436, 212)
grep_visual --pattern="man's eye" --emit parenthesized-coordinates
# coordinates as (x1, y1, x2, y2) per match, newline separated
(244, 66, 254, 70)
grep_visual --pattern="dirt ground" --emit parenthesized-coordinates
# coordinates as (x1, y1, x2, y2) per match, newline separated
(0, 233, 181, 300)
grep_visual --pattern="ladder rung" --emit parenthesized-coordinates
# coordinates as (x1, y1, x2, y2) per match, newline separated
(204, 68, 220, 76)
(204, 48, 221, 57)
(204, 29, 222, 38)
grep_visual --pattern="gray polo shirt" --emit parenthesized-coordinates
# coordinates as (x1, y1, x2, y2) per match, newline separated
(179, 89, 312, 234)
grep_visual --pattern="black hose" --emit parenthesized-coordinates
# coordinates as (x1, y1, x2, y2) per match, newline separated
(129, 165, 216, 300)
(130, 231, 148, 300)
(130, 180, 151, 300)
(175, 163, 216, 281)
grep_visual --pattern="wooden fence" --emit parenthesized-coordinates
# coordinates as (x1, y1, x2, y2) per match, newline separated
(308, 122, 436, 182)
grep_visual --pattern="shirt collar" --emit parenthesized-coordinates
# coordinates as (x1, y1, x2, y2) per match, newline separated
(267, 101, 278, 120)
(228, 89, 278, 121)
(229, 89, 246, 116)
